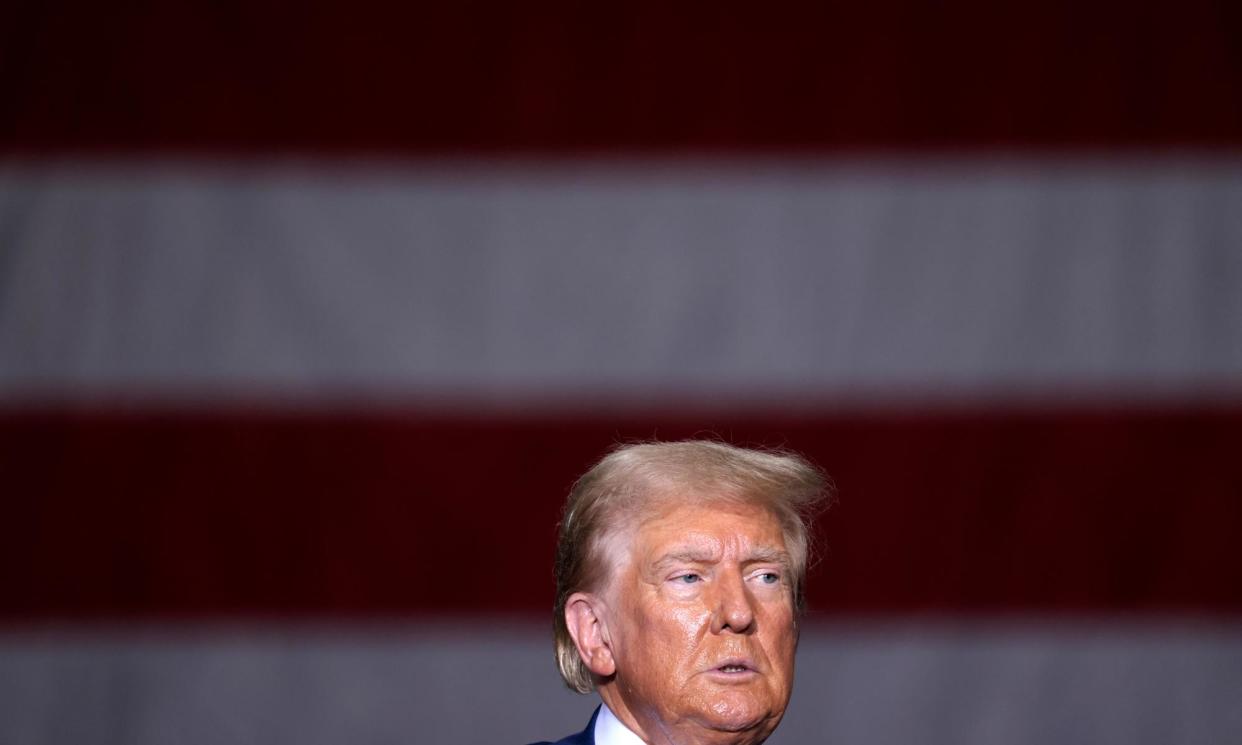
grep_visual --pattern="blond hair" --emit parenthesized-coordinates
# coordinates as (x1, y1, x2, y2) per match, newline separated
(553, 439, 831, 693)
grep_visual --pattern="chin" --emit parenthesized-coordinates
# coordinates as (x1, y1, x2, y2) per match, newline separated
(699, 690, 781, 735)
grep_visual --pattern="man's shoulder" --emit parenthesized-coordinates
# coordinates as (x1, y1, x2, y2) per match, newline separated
(525, 706, 599, 745)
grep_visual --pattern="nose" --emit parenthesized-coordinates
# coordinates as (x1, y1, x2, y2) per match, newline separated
(711, 571, 757, 635)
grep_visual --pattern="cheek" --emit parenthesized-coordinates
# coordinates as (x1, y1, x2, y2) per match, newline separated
(631, 602, 713, 677)
(775, 633, 797, 677)
(655, 605, 712, 663)
(668, 604, 711, 636)
(762, 608, 798, 673)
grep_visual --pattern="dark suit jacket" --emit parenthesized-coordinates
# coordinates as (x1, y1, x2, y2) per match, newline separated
(527, 706, 599, 745)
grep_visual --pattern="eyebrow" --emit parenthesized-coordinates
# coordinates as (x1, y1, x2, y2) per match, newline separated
(744, 548, 792, 566)
(652, 547, 791, 569)
(654, 550, 717, 567)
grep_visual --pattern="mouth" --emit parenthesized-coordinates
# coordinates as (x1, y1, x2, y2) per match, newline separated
(711, 658, 758, 675)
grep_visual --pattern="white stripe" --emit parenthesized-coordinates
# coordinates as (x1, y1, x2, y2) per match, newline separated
(2, 621, 1238, 745)
(2, 158, 1241, 401)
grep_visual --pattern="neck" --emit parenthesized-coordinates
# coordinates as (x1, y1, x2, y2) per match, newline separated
(596, 684, 771, 745)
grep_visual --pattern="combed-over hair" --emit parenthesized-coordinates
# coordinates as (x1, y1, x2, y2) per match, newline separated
(553, 439, 831, 694)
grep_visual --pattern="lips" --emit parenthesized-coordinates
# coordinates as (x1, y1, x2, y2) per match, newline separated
(713, 657, 757, 674)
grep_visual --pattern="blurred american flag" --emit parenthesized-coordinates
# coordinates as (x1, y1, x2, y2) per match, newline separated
(2, 2, 1241, 744)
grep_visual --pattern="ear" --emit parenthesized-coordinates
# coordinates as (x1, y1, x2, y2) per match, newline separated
(564, 592, 616, 677)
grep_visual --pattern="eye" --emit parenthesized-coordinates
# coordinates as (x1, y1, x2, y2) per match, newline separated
(757, 572, 780, 584)
(675, 573, 701, 584)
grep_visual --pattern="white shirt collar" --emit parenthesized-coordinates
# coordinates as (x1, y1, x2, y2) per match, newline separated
(593, 701, 647, 745)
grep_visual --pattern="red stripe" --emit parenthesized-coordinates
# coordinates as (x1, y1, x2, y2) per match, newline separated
(3, 403, 1240, 619)
(3, 1, 1241, 154)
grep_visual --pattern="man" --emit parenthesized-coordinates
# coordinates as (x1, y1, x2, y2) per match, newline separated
(531, 440, 829, 745)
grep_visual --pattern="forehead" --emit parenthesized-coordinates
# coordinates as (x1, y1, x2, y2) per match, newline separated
(628, 500, 787, 560)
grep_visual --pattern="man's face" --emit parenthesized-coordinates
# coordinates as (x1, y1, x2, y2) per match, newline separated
(602, 500, 797, 744)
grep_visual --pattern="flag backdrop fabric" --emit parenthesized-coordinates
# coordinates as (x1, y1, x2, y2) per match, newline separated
(3, 3, 1242, 744)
